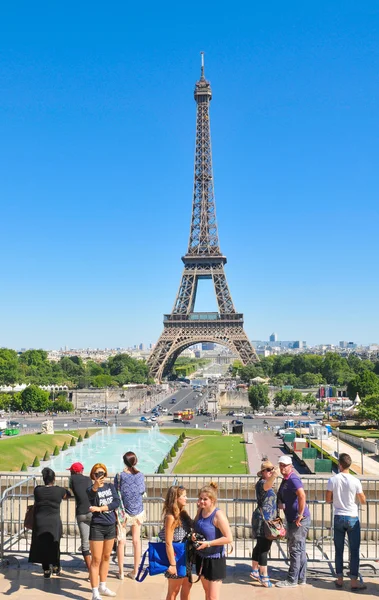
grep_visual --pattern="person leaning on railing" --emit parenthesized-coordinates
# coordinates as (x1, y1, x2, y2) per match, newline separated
(326, 453, 367, 592)
(250, 460, 279, 588)
(275, 455, 311, 588)
(28, 467, 71, 578)
(68, 461, 93, 573)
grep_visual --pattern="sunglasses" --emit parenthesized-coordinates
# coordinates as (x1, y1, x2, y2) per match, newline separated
(94, 472, 106, 478)
(264, 468, 274, 473)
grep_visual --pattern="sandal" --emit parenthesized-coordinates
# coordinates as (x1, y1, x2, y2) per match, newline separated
(250, 569, 260, 581)
(116, 572, 124, 580)
(334, 580, 343, 589)
(43, 568, 52, 579)
(351, 584, 367, 592)
(260, 575, 273, 588)
(126, 572, 136, 580)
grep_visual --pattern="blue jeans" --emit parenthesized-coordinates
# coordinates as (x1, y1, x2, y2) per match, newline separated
(286, 516, 311, 583)
(333, 516, 360, 579)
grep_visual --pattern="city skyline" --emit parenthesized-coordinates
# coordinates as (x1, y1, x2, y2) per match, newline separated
(1, 4, 379, 349)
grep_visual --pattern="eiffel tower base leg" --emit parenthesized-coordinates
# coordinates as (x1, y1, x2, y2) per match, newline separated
(148, 321, 258, 382)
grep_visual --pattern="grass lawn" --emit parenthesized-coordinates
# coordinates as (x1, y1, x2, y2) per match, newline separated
(341, 429, 379, 439)
(173, 435, 248, 474)
(0, 429, 96, 471)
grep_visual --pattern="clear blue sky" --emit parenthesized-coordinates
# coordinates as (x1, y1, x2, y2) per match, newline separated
(1, 1, 378, 349)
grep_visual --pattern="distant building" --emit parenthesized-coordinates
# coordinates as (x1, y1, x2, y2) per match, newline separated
(269, 332, 277, 342)
(202, 342, 216, 350)
(139, 343, 145, 351)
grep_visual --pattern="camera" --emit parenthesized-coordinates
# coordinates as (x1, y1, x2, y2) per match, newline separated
(192, 533, 207, 548)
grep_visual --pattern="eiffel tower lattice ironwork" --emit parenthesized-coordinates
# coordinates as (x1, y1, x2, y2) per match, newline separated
(148, 54, 258, 381)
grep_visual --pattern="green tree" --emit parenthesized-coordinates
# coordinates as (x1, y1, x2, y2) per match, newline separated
(42, 450, 50, 461)
(296, 372, 324, 388)
(347, 371, 379, 400)
(91, 374, 118, 388)
(53, 399, 74, 412)
(273, 389, 292, 409)
(21, 462, 28, 471)
(248, 384, 269, 411)
(70, 437, 76, 446)
(0, 393, 11, 411)
(162, 458, 168, 469)
(303, 392, 316, 407)
(358, 395, 379, 427)
(157, 463, 164, 473)
(53, 445, 60, 456)
(20, 385, 51, 412)
(0, 348, 19, 384)
(84, 430, 89, 439)
(32, 456, 40, 467)
(170, 447, 176, 457)
(77, 434, 83, 443)
(62, 441, 68, 451)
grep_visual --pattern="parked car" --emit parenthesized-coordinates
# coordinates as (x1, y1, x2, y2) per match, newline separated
(275, 412, 284, 416)
(233, 412, 245, 417)
(225, 411, 234, 416)
(243, 414, 254, 419)
(140, 416, 151, 422)
(161, 407, 168, 413)
(231, 419, 243, 425)
(9, 420, 21, 427)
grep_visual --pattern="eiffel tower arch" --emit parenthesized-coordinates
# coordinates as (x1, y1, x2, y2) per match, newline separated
(148, 54, 258, 381)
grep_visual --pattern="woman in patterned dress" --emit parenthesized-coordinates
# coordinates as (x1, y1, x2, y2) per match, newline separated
(251, 460, 278, 588)
(159, 485, 193, 600)
(114, 451, 145, 579)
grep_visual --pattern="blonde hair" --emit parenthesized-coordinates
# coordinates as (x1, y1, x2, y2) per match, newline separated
(198, 481, 218, 504)
(90, 463, 107, 480)
(162, 486, 187, 530)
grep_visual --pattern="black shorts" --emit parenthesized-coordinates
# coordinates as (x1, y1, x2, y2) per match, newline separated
(195, 554, 226, 582)
(89, 523, 116, 541)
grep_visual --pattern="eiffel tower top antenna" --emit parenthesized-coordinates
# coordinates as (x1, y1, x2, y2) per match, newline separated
(200, 51, 205, 78)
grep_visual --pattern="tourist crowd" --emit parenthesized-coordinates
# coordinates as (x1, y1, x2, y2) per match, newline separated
(28, 451, 367, 599)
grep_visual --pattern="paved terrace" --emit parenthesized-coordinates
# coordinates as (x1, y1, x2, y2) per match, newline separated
(244, 430, 379, 477)
(1, 554, 379, 600)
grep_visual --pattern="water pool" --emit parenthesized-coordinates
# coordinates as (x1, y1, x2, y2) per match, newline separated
(46, 427, 177, 475)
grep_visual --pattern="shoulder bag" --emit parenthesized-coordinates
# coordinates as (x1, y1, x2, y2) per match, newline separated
(24, 504, 35, 530)
(259, 508, 286, 541)
(136, 541, 187, 582)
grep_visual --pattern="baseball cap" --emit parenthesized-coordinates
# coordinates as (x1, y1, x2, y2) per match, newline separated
(67, 462, 84, 473)
(278, 455, 292, 466)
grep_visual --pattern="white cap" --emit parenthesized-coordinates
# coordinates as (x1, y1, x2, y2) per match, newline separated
(278, 455, 292, 465)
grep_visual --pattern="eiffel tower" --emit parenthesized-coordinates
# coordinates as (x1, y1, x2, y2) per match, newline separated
(148, 54, 258, 381)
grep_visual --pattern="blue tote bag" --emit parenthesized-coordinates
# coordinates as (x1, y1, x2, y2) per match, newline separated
(136, 541, 187, 582)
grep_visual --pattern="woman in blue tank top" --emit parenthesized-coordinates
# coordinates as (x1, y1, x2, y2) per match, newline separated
(194, 482, 233, 600)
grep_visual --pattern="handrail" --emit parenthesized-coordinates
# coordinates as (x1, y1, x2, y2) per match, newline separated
(0, 476, 37, 561)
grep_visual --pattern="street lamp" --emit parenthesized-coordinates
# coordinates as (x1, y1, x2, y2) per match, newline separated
(336, 427, 340, 457)
(360, 438, 364, 475)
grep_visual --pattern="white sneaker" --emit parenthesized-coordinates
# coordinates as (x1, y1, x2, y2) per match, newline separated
(99, 588, 116, 597)
(92, 595, 102, 600)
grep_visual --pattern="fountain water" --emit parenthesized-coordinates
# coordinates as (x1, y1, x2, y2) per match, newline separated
(47, 429, 177, 475)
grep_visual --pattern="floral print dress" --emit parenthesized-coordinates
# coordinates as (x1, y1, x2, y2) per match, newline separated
(251, 479, 277, 539)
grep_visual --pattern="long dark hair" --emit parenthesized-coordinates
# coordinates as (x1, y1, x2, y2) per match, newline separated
(123, 451, 139, 474)
(42, 467, 55, 485)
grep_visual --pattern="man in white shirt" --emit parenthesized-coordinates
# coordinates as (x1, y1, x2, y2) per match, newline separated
(326, 453, 366, 591)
